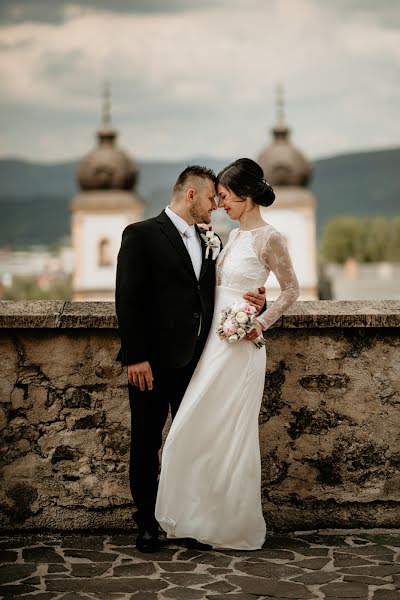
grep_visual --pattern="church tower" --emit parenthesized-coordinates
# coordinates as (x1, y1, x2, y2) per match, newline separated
(257, 86, 317, 300)
(71, 85, 144, 301)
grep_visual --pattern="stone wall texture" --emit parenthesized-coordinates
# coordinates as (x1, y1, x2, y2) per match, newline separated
(0, 300, 399, 531)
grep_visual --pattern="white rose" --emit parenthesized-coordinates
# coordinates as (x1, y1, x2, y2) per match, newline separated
(236, 311, 248, 324)
(237, 328, 245, 338)
(228, 334, 239, 343)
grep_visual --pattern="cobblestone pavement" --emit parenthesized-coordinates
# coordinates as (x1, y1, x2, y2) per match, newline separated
(1, 530, 400, 599)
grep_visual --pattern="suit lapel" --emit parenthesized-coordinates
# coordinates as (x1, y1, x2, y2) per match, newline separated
(157, 211, 197, 281)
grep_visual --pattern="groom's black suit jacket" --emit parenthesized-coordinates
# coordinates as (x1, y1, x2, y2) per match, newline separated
(115, 210, 217, 369)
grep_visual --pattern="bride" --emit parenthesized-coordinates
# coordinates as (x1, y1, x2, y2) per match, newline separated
(155, 158, 300, 550)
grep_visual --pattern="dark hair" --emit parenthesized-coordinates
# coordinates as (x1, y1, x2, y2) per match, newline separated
(173, 165, 216, 192)
(217, 158, 275, 207)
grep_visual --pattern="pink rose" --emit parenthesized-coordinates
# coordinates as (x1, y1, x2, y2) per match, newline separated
(223, 319, 238, 336)
(244, 304, 256, 315)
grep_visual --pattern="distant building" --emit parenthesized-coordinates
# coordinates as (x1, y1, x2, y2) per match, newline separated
(0, 246, 73, 292)
(70, 86, 144, 301)
(257, 87, 318, 300)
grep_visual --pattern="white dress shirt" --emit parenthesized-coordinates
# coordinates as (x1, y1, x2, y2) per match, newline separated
(165, 206, 202, 279)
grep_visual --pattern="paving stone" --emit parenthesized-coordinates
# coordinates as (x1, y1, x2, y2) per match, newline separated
(333, 555, 375, 567)
(188, 552, 233, 568)
(0, 583, 37, 596)
(206, 567, 232, 575)
(90, 594, 131, 599)
(202, 580, 236, 593)
(290, 557, 330, 569)
(108, 535, 136, 547)
(22, 546, 64, 563)
(69, 562, 112, 577)
(292, 571, 340, 584)
(335, 545, 393, 556)
(59, 594, 89, 599)
(0, 536, 60, 549)
(235, 561, 302, 578)
(343, 574, 390, 585)
(63, 549, 119, 562)
(157, 561, 197, 572)
(162, 588, 206, 599)
(176, 549, 205, 560)
(263, 537, 312, 550)
(244, 549, 295, 560)
(18, 594, 58, 599)
(371, 554, 396, 563)
(48, 563, 69, 573)
(297, 535, 352, 547)
(61, 536, 105, 551)
(45, 577, 168, 593)
(351, 538, 371, 546)
(320, 581, 369, 597)
(116, 546, 178, 561)
(205, 595, 262, 600)
(294, 547, 330, 557)
(112, 563, 156, 577)
(363, 535, 400, 547)
(2, 532, 400, 600)
(373, 590, 400, 599)
(226, 575, 314, 597)
(21, 576, 41, 585)
(0, 550, 18, 563)
(340, 565, 400, 577)
(160, 573, 214, 587)
(0, 563, 37, 584)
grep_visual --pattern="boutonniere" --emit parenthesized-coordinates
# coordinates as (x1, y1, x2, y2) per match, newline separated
(200, 226, 221, 260)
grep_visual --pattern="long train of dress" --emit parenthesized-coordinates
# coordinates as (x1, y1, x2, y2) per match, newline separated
(155, 223, 300, 550)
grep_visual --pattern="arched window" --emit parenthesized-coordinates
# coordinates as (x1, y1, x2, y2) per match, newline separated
(98, 238, 112, 267)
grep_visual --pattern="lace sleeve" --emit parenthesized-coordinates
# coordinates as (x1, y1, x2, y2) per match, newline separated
(256, 230, 300, 330)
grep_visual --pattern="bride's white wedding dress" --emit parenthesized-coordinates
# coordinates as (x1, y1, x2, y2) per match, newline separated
(155, 223, 300, 550)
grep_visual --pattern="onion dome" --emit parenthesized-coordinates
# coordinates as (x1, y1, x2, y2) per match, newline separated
(257, 86, 312, 187)
(77, 85, 138, 191)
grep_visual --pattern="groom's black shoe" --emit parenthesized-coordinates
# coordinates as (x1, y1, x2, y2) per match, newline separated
(136, 524, 160, 553)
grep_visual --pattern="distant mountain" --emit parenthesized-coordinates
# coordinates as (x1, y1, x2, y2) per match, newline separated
(311, 148, 400, 231)
(0, 149, 399, 247)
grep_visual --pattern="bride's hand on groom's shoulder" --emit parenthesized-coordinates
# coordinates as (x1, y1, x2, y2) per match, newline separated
(243, 286, 266, 314)
(128, 361, 154, 392)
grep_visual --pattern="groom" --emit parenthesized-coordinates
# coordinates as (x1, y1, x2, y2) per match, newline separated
(115, 165, 265, 552)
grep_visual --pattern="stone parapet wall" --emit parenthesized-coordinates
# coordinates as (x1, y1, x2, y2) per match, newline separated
(0, 300, 399, 531)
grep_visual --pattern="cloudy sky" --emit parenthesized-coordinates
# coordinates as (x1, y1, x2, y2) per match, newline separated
(0, 0, 399, 162)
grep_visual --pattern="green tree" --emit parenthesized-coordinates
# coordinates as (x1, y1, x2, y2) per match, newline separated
(320, 217, 362, 264)
(2, 276, 72, 300)
(385, 216, 400, 262)
(357, 217, 390, 262)
(320, 215, 400, 263)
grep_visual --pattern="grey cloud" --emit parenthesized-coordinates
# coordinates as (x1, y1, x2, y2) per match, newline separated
(0, 0, 225, 25)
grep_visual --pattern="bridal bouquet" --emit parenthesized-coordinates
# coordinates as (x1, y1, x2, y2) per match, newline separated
(217, 301, 266, 349)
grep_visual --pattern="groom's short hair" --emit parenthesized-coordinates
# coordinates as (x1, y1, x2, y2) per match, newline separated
(173, 165, 216, 192)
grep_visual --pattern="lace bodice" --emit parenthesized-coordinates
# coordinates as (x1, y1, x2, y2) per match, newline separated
(216, 224, 300, 330)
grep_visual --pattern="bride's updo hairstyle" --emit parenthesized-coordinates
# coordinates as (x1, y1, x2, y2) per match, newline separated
(217, 158, 275, 207)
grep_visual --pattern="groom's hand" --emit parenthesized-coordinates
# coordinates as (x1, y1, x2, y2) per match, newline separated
(128, 361, 154, 391)
(243, 286, 266, 314)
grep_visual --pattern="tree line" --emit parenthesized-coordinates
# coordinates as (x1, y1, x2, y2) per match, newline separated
(320, 216, 400, 263)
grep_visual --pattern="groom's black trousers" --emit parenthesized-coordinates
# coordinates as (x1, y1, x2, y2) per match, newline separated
(128, 338, 206, 529)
